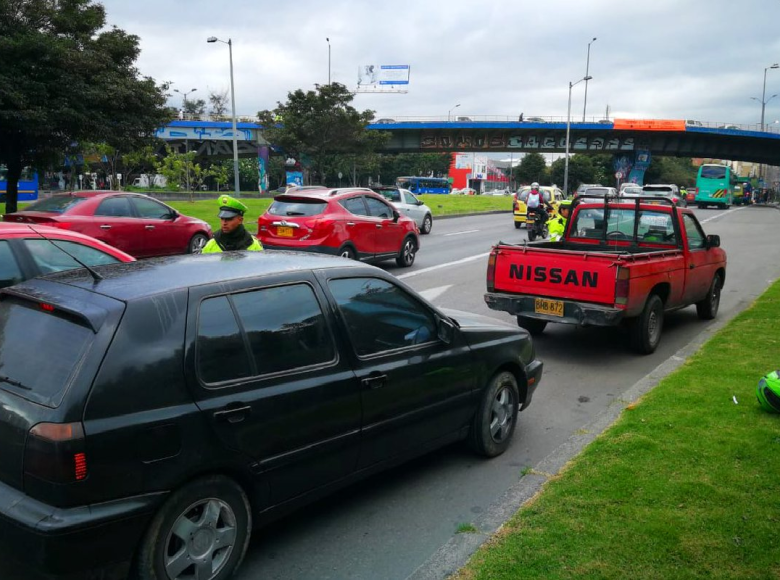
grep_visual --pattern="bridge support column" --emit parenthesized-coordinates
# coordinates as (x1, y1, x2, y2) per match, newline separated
(258, 146, 269, 194)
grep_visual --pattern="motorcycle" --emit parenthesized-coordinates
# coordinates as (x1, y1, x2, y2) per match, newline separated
(526, 207, 549, 241)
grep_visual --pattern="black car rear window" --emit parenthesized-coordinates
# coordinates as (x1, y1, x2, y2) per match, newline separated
(0, 297, 94, 406)
(22, 195, 87, 214)
(268, 199, 327, 217)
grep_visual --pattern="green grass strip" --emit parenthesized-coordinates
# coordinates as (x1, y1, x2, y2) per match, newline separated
(455, 280, 780, 580)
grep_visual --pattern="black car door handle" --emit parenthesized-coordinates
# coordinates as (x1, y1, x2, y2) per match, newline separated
(361, 373, 387, 389)
(213, 405, 252, 424)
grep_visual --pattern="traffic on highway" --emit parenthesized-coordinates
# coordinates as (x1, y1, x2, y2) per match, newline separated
(1, 187, 778, 580)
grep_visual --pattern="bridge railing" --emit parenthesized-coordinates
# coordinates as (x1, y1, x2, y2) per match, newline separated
(167, 113, 780, 135)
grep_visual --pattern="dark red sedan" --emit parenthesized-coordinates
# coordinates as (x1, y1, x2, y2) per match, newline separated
(3, 191, 212, 258)
(0, 222, 135, 289)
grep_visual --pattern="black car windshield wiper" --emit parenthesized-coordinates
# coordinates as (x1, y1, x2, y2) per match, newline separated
(285, 211, 306, 216)
(0, 375, 31, 390)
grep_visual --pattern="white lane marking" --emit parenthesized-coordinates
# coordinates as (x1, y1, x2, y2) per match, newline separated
(699, 205, 748, 224)
(443, 229, 480, 237)
(418, 285, 453, 302)
(397, 252, 491, 280)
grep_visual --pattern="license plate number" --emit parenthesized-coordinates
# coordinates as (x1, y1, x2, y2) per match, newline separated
(277, 226, 293, 237)
(534, 298, 564, 317)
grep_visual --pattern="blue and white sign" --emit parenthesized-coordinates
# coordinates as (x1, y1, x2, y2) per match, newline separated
(358, 64, 410, 86)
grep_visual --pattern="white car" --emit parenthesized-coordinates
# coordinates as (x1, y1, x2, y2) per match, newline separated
(373, 187, 434, 234)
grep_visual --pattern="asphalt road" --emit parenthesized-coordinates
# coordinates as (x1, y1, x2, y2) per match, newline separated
(3, 205, 778, 580)
(239, 204, 780, 580)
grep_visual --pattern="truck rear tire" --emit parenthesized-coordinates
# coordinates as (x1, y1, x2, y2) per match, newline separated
(696, 274, 722, 320)
(517, 316, 547, 335)
(629, 294, 664, 354)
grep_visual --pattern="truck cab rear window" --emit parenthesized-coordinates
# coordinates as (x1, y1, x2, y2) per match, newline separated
(0, 297, 93, 406)
(572, 208, 677, 244)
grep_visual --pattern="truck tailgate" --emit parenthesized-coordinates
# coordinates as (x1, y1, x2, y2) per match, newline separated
(490, 246, 619, 305)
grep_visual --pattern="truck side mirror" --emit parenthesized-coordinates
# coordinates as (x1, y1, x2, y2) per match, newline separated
(706, 234, 720, 248)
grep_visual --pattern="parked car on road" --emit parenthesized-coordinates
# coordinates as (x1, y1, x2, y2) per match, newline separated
(3, 191, 212, 257)
(257, 187, 420, 266)
(0, 252, 543, 578)
(0, 222, 135, 289)
(372, 186, 433, 234)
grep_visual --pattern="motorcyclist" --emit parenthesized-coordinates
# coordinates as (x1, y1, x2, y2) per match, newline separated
(547, 199, 572, 242)
(525, 182, 554, 232)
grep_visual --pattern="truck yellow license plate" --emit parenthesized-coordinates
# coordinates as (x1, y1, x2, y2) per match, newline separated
(534, 298, 564, 317)
(277, 226, 293, 237)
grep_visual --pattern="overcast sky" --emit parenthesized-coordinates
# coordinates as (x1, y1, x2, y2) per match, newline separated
(102, 0, 780, 127)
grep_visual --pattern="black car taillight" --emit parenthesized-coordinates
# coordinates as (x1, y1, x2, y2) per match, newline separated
(24, 422, 88, 483)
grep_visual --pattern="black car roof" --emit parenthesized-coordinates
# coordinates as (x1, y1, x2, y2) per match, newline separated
(10, 251, 368, 301)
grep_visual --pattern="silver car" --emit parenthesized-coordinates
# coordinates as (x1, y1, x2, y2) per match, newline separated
(374, 187, 433, 234)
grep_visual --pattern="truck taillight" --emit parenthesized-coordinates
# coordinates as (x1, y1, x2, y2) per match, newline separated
(24, 422, 88, 483)
(615, 267, 630, 307)
(487, 251, 497, 292)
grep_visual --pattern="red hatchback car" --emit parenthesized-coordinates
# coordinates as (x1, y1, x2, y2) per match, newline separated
(0, 222, 135, 289)
(3, 191, 212, 258)
(257, 188, 420, 267)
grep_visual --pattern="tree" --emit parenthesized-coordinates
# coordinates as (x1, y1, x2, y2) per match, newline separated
(209, 90, 229, 118)
(257, 83, 390, 184)
(515, 152, 549, 185)
(183, 98, 206, 117)
(0, 0, 170, 213)
(550, 155, 599, 194)
(644, 157, 697, 186)
(121, 145, 159, 189)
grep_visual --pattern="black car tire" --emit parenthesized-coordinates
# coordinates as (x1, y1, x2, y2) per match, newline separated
(468, 371, 519, 457)
(338, 245, 356, 260)
(696, 274, 722, 320)
(395, 237, 416, 267)
(132, 475, 252, 580)
(421, 214, 433, 235)
(517, 316, 547, 335)
(629, 294, 664, 354)
(188, 233, 209, 254)
(514, 221, 522, 229)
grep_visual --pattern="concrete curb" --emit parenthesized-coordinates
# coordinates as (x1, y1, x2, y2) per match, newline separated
(406, 299, 750, 580)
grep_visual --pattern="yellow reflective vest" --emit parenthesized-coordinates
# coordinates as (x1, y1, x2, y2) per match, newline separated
(201, 237, 263, 253)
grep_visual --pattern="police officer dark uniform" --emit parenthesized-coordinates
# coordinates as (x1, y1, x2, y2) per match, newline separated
(201, 195, 263, 253)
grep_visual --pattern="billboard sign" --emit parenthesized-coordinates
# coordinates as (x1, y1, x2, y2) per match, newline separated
(358, 64, 411, 86)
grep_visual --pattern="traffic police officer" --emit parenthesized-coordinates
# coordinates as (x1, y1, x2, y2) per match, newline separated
(547, 199, 572, 242)
(201, 195, 263, 253)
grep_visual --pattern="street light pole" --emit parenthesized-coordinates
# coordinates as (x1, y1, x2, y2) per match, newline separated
(208, 36, 240, 197)
(582, 37, 597, 122)
(761, 63, 779, 131)
(326, 38, 331, 84)
(564, 76, 592, 196)
(173, 88, 197, 193)
(448, 103, 460, 121)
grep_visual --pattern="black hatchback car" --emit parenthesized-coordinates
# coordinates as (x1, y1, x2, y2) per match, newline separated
(0, 251, 543, 579)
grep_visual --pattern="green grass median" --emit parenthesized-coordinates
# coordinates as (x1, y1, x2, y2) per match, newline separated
(165, 194, 512, 232)
(455, 280, 780, 580)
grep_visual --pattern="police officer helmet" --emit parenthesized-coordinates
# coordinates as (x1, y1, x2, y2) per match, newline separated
(531, 182, 540, 190)
(756, 370, 780, 413)
(218, 195, 248, 219)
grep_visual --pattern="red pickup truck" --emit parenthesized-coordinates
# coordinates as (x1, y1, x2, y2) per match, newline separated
(484, 197, 727, 354)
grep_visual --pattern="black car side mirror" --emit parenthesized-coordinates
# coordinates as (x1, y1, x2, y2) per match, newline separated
(437, 316, 456, 344)
(393, 209, 400, 222)
(166, 210, 178, 220)
(706, 234, 720, 248)
(416, 200, 424, 206)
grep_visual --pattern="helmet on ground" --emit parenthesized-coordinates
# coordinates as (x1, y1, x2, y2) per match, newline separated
(756, 370, 780, 413)
(531, 182, 540, 190)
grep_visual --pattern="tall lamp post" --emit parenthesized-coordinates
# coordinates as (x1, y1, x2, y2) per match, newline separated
(582, 37, 597, 122)
(751, 63, 779, 188)
(564, 76, 592, 196)
(448, 103, 460, 121)
(326, 37, 331, 84)
(207, 36, 240, 197)
(173, 88, 198, 115)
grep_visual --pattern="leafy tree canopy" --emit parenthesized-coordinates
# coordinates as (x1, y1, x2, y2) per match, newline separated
(0, 0, 170, 212)
(257, 83, 389, 183)
(514, 152, 549, 185)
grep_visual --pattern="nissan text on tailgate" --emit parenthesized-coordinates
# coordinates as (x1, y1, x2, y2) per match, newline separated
(485, 196, 727, 354)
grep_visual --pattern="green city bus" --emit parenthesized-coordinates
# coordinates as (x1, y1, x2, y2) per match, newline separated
(695, 164, 733, 209)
